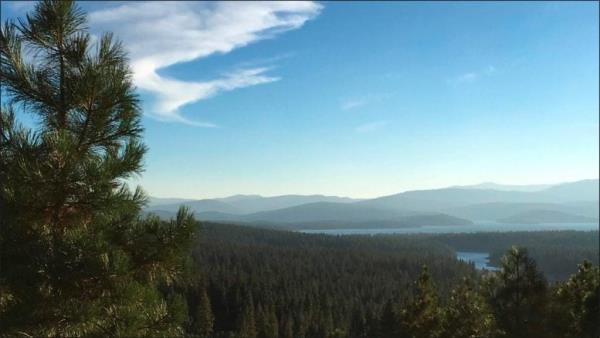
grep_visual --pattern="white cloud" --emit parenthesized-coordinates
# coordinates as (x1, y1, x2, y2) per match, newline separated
(355, 121, 388, 133)
(449, 65, 496, 85)
(89, 1, 321, 126)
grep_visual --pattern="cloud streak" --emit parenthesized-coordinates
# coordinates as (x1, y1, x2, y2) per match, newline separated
(448, 65, 496, 85)
(340, 98, 368, 111)
(340, 93, 393, 111)
(89, 1, 321, 126)
(355, 121, 388, 133)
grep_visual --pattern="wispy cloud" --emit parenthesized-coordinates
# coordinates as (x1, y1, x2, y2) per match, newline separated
(341, 98, 368, 111)
(355, 120, 388, 133)
(448, 65, 496, 85)
(89, 1, 321, 126)
(340, 93, 392, 111)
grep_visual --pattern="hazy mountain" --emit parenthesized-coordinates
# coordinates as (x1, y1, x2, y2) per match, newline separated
(146, 179, 598, 227)
(562, 201, 600, 219)
(538, 179, 599, 202)
(217, 194, 360, 213)
(359, 188, 533, 211)
(149, 199, 242, 214)
(216, 194, 262, 203)
(242, 202, 409, 223)
(454, 182, 553, 192)
(498, 210, 599, 224)
(147, 197, 194, 207)
(360, 179, 599, 212)
(147, 194, 361, 214)
(193, 202, 472, 229)
(193, 211, 241, 222)
(445, 202, 599, 222)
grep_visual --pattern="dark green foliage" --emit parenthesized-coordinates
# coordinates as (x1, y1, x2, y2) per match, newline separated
(238, 292, 258, 338)
(441, 278, 498, 338)
(552, 261, 600, 338)
(397, 267, 442, 338)
(348, 309, 367, 338)
(378, 301, 399, 338)
(256, 304, 279, 338)
(0, 1, 194, 336)
(190, 285, 214, 338)
(188, 223, 473, 337)
(482, 247, 548, 338)
(433, 230, 599, 281)
(182, 224, 599, 338)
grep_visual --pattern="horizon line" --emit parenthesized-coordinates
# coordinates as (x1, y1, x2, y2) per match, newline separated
(146, 177, 599, 201)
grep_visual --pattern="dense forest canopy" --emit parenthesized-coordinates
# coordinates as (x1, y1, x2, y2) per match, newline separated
(0, 1, 598, 337)
(186, 223, 599, 338)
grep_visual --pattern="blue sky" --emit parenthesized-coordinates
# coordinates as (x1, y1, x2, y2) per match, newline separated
(2, 1, 598, 198)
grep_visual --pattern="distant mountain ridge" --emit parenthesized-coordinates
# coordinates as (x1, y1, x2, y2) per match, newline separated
(195, 203, 472, 230)
(145, 179, 599, 229)
(359, 179, 599, 211)
(453, 182, 553, 192)
(147, 194, 361, 215)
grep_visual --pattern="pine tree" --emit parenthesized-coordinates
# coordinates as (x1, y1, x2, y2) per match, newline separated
(238, 292, 257, 338)
(257, 304, 278, 338)
(483, 246, 548, 338)
(398, 266, 443, 338)
(553, 261, 600, 338)
(266, 306, 279, 338)
(281, 314, 295, 338)
(0, 1, 195, 336)
(192, 286, 214, 338)
(379, 300, 398, 338)
(349, 308, 367, 338)
(365, 307, 382, 338)
(441, 277, 498, 338)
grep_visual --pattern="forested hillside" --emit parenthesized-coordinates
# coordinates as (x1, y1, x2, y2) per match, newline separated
(182, 223, 599, 338)
(430, 231, 599, 280)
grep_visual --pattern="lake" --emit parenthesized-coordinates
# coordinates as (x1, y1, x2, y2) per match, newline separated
(456, 251, 499, 271)
(299, 222, 598, 235)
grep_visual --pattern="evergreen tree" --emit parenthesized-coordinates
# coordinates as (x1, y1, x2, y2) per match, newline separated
(266, 307, 279, 338)
(192, 286, 214, 338)
(320, 307, 334, 337)
(379, 300, 398, 338)
(553, 260, 600, 338)
(349, 308, 367, 338)
(257, 304, 278, 338)
(483, 246, 548, 338)
(256, 304, 279, 338)
(365, 307, 382, 338)
(0, 1, 195, 336)
(238, 292, 257, 338)
(281, 313, 294, 338)
(441, 277, 498, 338)
(398, 266, 443, 338)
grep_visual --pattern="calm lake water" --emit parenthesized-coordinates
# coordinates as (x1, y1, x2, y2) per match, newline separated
(456, 251, 499, 271)
(299, 222, 598, 235)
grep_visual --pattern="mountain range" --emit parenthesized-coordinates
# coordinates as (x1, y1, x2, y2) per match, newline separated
(145, 179, 599, 229)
